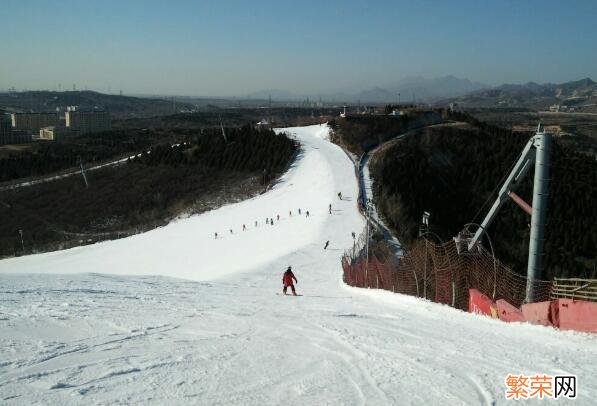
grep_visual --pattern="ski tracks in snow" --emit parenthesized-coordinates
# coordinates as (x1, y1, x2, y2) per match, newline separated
(1, 125, 596, 405)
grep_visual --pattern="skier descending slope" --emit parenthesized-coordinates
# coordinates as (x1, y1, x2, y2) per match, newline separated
(282, 266, 298, 296)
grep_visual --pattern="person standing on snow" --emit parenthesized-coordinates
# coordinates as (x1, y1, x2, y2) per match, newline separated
(282, 266, 298, 296)
(324, 240, 330, 250)
(329, 204, 332, 214)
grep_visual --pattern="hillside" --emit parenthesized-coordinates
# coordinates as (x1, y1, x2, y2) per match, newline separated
(115, 107, 340, 130)
(0, 90, 195, 118)
(369, 115, 597, 279)
(447, 78, 597, 111)
(0, 126, 297, 256)
(1, 124, 595, 404)
(329, 109, 443, 154)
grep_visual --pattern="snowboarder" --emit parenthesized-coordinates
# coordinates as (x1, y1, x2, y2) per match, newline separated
(324, 240, 330, 250)
(338, 192, 342, 200)
(214, 232, 218, 239)
(329, 204, 332, 214)
(243, 224, 246, 231)
(289, 210, 292, 217)
(266, 218, 269, 225)
(277, 214, 280, 221)
(271, 219, 274, 226)
(255, 220, 258, 227)
(306, 210, 310, 217)
(230, 229, 233, 234)
(298, 208, 301, 215)
(282, 266, 298, 296)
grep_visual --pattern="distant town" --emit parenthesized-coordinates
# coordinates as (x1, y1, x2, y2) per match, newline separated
(0, 106, 110, 145)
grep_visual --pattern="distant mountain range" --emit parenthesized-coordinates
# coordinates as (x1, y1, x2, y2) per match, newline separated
(444, 77, 597, 110)
(4, 77, 595, 115)
(248, 76, 489, 103)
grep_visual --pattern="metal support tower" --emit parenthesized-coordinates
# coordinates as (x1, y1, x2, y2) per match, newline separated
(461, 125, 552, 303)
(526, 129, 552, 302)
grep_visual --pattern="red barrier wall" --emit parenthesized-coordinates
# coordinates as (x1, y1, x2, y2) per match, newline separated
(344, 252, 596, 334)
(521, 302, 552, 326)
(496, 299, 525, 323)
(551, 299, 597, 333)
(468, 289, 498, 318)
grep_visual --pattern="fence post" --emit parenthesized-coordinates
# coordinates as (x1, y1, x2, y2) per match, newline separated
(365, 202, 370, 288)
(424, 240, 428, 299)
(414, 269, 419, 297)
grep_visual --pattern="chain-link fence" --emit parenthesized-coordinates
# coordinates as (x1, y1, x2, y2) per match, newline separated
(342, 230, 554, 310)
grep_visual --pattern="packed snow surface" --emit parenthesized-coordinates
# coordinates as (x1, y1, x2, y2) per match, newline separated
(1, 124, 596, 405)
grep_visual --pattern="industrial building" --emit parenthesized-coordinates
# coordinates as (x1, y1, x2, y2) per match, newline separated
(10, 112, 59, 133)
(1, 115, 32, 145)
(38, 126, 67, 141)
(0, 116, 12, 144)
(65, 108, 111, 135)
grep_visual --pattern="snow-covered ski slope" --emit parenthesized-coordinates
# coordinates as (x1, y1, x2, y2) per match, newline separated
(1, 124, 596, 405)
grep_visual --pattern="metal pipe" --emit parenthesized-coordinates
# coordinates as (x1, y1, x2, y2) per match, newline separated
(507, 191, 533, 216)
(525, 130, 552, 303)
(468, 138, 535, 251)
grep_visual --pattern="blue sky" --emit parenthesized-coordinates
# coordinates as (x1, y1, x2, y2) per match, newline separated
(1, 0, 596, 96)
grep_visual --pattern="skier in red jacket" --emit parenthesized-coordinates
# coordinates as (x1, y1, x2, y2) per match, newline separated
(282, 266, 298, 295)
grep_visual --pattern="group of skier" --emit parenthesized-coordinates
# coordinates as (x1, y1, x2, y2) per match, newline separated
(213, 192, 346, 296)
(214, 208, 311, 239)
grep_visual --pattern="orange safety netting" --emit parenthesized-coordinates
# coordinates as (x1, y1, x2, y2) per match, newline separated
(342, 234, 553, 310)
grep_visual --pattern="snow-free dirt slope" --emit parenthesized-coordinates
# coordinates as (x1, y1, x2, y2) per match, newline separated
(1, 124, 596, 405)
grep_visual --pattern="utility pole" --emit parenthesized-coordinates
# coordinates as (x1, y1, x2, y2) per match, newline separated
(365, 200, 371, 287)
(19, 229, 24, 252)
(78, 156, 89, 188)
(420, 212, 430, 299)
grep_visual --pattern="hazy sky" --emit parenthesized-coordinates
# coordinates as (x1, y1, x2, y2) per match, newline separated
(1, 0, 596, 96)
